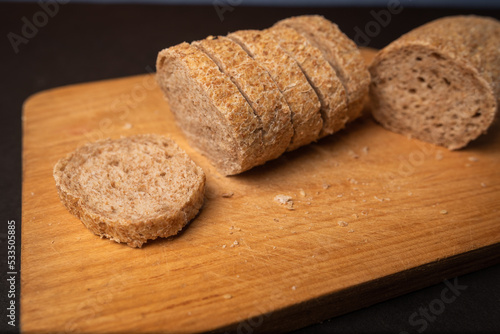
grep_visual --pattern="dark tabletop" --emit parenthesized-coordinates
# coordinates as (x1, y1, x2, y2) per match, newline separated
(1, 3, 499, 333)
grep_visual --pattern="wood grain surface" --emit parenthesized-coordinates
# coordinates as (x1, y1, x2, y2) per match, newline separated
(21, 48, 500, 333)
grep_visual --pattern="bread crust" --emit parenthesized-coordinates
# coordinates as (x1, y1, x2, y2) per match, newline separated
(193, 36, 293, 162)
(267, 26, 348, 138)
(275, 15, 370, 122)
(53, 134, 206, 248)
(228, 29, 323, 151)
(370, 15, 500, 149)
(157, 42, 263, 175)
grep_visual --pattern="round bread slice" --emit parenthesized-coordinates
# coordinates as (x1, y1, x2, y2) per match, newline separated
(193, 36, 293, 162)
(369, 15, 500, 149)
(53, 134, 206, 248)
(275, 15, 370, 122)
(156, 42, 263, 175)
(227, 29, 323, 151)
(267, 26, 348, 138)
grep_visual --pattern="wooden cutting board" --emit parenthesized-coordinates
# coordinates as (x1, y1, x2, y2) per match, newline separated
(21, 49, 500, 333)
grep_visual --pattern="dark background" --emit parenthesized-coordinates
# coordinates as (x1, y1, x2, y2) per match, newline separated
(1, 2, 499, 333)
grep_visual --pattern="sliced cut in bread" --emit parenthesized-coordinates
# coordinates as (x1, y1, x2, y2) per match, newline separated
(156, 42, 263, 175)
(227, 29, 323, 151)
(369, 15, 500, 149)
(53, 134, 206, 248)
(275, 15, 370, 122)
(267, 26, 348, 138)
(193, 36, 293, 161)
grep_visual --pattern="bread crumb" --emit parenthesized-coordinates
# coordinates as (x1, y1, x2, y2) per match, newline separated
(481, 182, 487, 188)
(374, 196, 384, 202)
(230, 240, 239, 247)
(223, 294, 232, 299)
(207, 35, 214, 40)
(338, 221, 348, 227)
(322, 183, 330, 189)
(222, 244, 226, 249)
(122, 123, 133, 130)
(187, 311, 192, 316)
(435, 151, 443, 160)
(274, 195, 294, 210)
(274, 218, 279, 222)
(468, 156, 478, 162)
(222, 192, 234, 198)
(362, 146, 369, 154)
(305, 211, 309, 214)
(347, 150, 359, 159)
(229, 226, 234, 230)
(362, 199, 367, 203)
(348, 229, 355, 233)
(361, 210, 368, 216)
(337, 194, 343, 198)
(352, 214, 358, 219)
(291, 286, 297, 290)
(30, 192, 35, 196)
(51, 240, 55, 244)
(465, 163, 471, 167)
(440, 210, 448, 215)
(348, 178, 358, 185)
(312, 255, 315, 258)
(408, 191, 413, 196)
(299, 189, 306, 197)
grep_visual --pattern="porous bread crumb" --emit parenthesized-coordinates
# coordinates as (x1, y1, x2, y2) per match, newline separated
(291, 286, 297, 290)
(468, 156, 478, 162)
(230, 240, 239, 247)
(222, 192, 234, 198)
(362, 146, 369, 154)
(337, 194, 343, 198)
(440, 210, 448, 215)
(338, 221, 348, 227)
(352, 213, 358, 219)
(322, 183, 330, 189)
(348, 178, 358, 184)
(348, 229, 355, 233)
(223, 294, 233, 299)
(229, 226, 234, 230)
(274, 194, 294, 210)
(273, 246, 277, 249)
(299, 189, 306, 197)
(374, 196, 384, 202)
(361, 210, 367, 215)
(222, 244, 226, 249)
(30, 192, 35, 196)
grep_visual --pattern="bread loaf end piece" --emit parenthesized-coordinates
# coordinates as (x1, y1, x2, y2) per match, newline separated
(268, 26, 348, 138)
(370, 15, 500, 150)
(275, 15, 370, 122)
(156, 42, 262, 175)
(228, 29, 323, 151)
(53, 135, 206, 248)
(193, 36, 293, 161)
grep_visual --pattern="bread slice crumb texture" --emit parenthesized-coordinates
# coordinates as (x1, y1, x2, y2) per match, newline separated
(370, 15, 500, 150)
(53, 134, 206, 248)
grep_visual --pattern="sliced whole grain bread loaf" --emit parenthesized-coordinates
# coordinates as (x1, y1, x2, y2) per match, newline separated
(267, 26, 348, 138)
(53, 134, 206, 248)
(193, 36, 293, 161)
(275, 15, 370, 122)
(156, 42, 263, 175)
(227, 29, 323, 151)
(369, 15, 500, 149)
